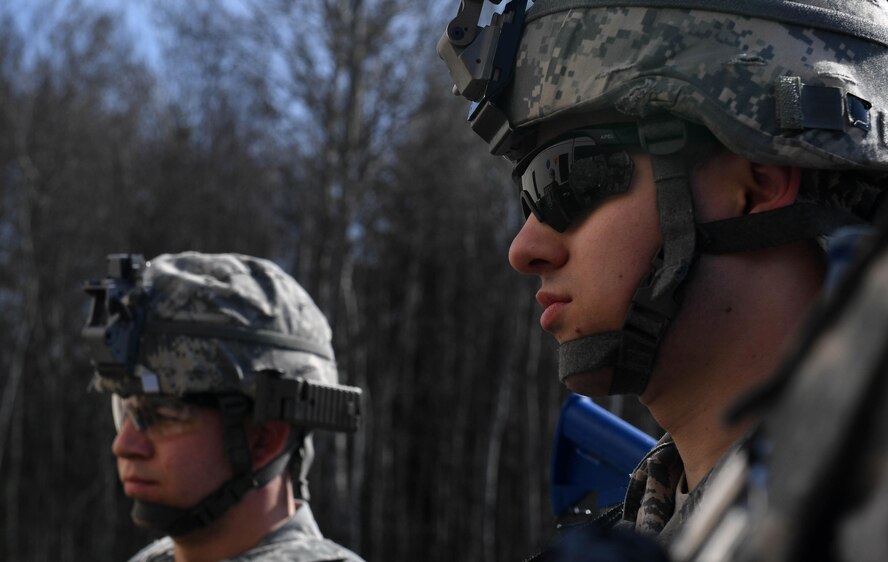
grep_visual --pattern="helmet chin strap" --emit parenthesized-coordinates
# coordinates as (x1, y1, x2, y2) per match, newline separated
(131, 450, 295, 536)
(556, 119, 699, 396)
(556, 119, 865, 396)
(130, 395, 299, 537)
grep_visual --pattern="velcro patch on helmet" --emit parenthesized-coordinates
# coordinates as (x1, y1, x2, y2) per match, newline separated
(504, 4, 888, 171)
(776, 76, 844, 131)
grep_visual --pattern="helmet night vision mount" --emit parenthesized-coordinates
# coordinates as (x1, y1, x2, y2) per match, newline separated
(436, 0, 532, 159)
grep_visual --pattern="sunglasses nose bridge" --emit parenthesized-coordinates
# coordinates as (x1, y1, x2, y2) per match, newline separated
(520, 190, 542, 221)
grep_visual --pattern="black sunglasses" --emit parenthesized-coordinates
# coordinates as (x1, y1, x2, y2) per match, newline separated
(511, 125, 641, 232)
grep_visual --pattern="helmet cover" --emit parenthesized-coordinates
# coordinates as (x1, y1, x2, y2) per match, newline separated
(504, 0, 888, 176)
(92, 252, 338, 398)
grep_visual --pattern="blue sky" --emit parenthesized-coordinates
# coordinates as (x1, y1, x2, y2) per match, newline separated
(4, 0, 163, 70)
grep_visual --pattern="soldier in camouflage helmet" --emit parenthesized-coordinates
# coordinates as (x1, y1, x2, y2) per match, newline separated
(82, 252, 365, 562)
(438, 0, 888, 548)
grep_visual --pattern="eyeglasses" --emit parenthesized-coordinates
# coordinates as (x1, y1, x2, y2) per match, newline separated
(112, 394, 201, 439)
(512, 125, 640, 232)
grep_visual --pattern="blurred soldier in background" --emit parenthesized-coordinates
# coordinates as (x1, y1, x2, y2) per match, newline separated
(438, 0, 888, 553)
(82, 252, 365, 562)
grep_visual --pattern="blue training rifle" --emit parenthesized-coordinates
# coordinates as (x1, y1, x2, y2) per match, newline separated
(551, 394, 657, 518)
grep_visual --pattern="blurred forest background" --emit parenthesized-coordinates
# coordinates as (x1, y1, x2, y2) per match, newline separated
(0, 1, 659, 560)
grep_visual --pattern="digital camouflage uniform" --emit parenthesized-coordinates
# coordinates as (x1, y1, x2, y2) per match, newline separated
(437, 0, 888, 556)
(511, 0, 888, 542)
(610, 432, 751, 544)
(83, 252, 364, 561)
(127, 503, 363, 562)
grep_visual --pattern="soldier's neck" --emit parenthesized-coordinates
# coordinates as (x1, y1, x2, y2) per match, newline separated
(172, 476, 296, 562)
(642, 244, 825, 490)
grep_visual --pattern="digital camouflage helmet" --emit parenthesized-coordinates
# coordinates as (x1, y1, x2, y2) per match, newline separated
(83, 252, 362, 535)
(439, 0, 888, 395)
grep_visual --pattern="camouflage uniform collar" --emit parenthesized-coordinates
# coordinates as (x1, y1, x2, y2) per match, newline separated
(622, 434, 685, 538)
(622, 431, 755, 546)
(125, 502, 365, 562)
(236, 503, 366, 561)
(268, 502, 324, 542)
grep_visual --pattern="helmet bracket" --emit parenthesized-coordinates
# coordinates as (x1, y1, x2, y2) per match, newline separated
(253, 370, 362, 433)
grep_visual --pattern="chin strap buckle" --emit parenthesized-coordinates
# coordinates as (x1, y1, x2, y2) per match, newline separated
(217, 394, 253, 475)
(616, 312, 670, 389)
(612, 255, 683, 395)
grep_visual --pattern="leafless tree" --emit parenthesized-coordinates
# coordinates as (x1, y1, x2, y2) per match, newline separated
(0, 2, 658, 561)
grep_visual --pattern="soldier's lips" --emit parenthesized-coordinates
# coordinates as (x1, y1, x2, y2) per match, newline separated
(537, 291, 572, 331)
(121, 476, 159, 497)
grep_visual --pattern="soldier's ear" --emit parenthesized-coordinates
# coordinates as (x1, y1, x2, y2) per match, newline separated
(248, 420, 290, 470)
(691, 150, 800, 221)
(743, 161, 801, 215)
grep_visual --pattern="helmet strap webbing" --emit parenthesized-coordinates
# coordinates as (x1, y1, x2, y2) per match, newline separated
(557, 332, 621, 383)
(611, 157, 697, 392)
(557, 118, 700, 395)
(130, 450, 294, 536)
(697, 202, 863, 254)
(555, 118, 865, 395)
(292, 431, 314, 501)
(130, 396, 298, 537)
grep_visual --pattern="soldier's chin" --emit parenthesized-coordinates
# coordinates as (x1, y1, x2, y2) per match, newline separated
(562, 367, 613, 396)
(130, 509, 153, 529)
